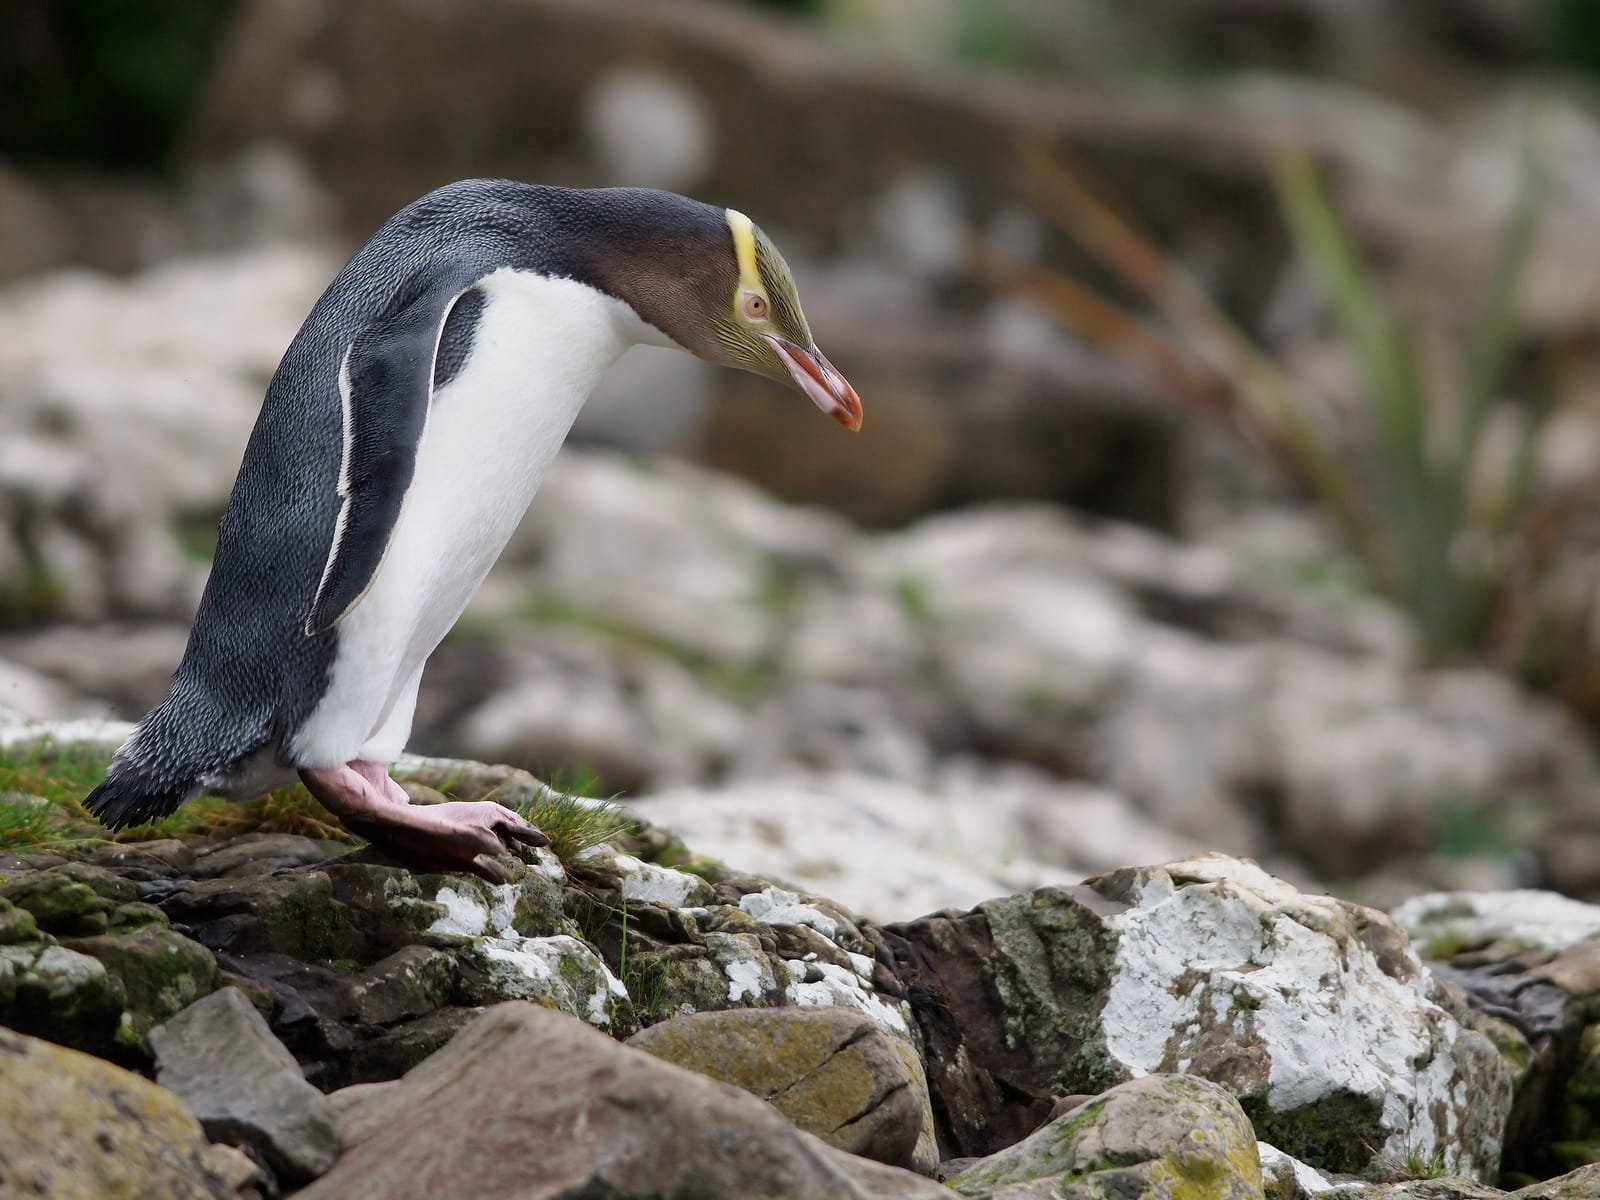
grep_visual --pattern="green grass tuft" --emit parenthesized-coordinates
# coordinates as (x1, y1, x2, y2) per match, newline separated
(0, 739, 358, 852)
(128, 785, 359, 845)
(502, 786, 635, 863)
(0, 739, 116, 851)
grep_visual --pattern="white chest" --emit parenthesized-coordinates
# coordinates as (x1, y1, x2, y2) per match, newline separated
(293, 268, 655, 765)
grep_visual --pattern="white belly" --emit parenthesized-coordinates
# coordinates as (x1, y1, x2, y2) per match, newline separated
(290, 268, 657, 767)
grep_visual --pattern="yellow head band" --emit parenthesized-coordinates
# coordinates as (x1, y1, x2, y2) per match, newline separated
(725, 208, 764, 298)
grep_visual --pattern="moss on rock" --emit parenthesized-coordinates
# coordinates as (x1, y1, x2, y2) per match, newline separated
(64, 926, 217, 1054)
(0, 942, 127, 1057)
(1242, 1090, 1387, 1178)
(0, 865, 132, 936)
(0, 1025, 235, 1199)
(0, 895, 40, 944)
(626, 1006, 936, 1171)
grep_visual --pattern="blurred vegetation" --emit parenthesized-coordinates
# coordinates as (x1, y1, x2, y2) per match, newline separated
(9, 0, 1600, 176)
(978, 140, 1600, 725)
(1549, 0, 1600, 75)
(0, 0, 236, 169)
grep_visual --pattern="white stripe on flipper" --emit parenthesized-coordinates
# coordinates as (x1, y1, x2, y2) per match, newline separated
(306, 347, 359, 633)
(306, 287, 475, 636)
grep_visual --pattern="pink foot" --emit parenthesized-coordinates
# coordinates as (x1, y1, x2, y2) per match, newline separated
(300, 760, 548, 883)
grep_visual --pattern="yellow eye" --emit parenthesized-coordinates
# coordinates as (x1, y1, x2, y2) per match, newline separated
(742, 292, 768, 320)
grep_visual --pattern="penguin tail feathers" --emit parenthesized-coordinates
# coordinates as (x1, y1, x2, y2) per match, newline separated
(83, 688, 267, 831)
(83, 770, 198, 831)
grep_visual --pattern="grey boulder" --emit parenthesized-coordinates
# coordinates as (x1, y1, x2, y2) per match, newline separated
(150, 986, 340, 1185)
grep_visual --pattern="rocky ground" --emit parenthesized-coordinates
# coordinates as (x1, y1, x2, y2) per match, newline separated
(4, 730, 1600, 1197)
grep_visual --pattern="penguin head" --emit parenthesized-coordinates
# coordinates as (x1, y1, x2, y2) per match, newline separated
(589, 192, 862, 432)
(703, 208, 863, 433)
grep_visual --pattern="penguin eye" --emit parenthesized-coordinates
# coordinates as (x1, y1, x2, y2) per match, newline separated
(742, 293, 768, 321)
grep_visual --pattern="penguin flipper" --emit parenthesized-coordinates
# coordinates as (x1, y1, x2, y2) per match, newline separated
(306, 284, 468, 636)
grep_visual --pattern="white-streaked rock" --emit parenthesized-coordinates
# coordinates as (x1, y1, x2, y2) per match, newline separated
(1255, 1142, 1337, 1197)
(1096, 856, 1513, 1180)
(624, 769, 1191, 922)
(1391, 889, 1600, 958)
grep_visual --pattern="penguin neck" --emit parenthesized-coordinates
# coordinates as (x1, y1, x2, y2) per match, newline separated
(467, 266, 667, 433)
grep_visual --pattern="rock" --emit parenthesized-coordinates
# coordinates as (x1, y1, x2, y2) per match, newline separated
(1257, 1142, 1337, 1198)
(325, 1081, 399, 1134)
(0, 1025, 233, 1199)
(884, 854, 1515, 1180)
(299, 1001, 955, 1199)
(0, 861, 136, 936)
(628, 1006, 938, 1173)
(1392, 889, 1600, 1180)
(694, 323, 1185, 529)
(0, 161, 68, 283)
(445, 625, 746, 792)
(62, 925, 217, 1052)
(156, 857, 627, 1085)
(189, 831, 345, 878)
(149, 986, 341, 1185)
(0, 896, 39, 944)
(879, 505, 1596, 887)
(0, 656, 105, 722)
(624, 771, 1104, 922)
(201, 1143, 266, 1194)
(1513, 1165, 1600, 1199)
(1392, 890, 1600, 962)
(501, 451, 854, 670)
(0, 622, 190, 718)
(0, 942, 126, 1059)
(455, 932, 635, 1035)
(0, 243, 333, 622)
(945, 1074, 1261, 1199)
(567, 850, 915, 1040)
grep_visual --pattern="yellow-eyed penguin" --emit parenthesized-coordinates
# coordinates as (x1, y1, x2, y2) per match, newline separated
(85, 180, 862, 881)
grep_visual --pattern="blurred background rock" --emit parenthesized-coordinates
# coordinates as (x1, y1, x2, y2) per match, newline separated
(6, 0, 1600, 918)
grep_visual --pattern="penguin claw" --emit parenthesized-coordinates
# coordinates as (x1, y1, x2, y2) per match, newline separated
(470, 853, 514, 884)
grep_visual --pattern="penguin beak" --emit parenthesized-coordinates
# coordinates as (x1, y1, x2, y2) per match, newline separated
(766, 336, 864, 432)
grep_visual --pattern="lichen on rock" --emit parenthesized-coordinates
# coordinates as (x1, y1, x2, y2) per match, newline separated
(945, 1074, 1263, 1199)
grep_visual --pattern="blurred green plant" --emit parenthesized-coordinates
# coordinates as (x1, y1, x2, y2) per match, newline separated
(1, 0, 236, 168)
(977, 139, 1600, 718)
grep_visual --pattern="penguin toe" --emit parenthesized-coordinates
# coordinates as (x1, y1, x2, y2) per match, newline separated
(470, 853, 515, 884)
(493, 806, 550, 848)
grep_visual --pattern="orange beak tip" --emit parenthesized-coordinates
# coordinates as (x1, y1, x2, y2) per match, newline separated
(767, 335, 864, 434)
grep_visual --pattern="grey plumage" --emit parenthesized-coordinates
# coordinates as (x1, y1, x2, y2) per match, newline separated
(86, 180, 732, 828)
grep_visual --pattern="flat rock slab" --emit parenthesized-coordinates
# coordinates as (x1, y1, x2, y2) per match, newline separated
(303, 1000, 957, 1200)
(0, 1025, 232, 1199)
(628, 1005, 938, 1173)
(150, 985, 340, 1185)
